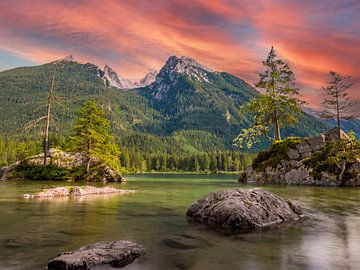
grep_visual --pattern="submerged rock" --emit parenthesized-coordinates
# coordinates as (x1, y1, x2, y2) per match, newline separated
(47, 240, 144, 270)
(163, 233, 212, 250)
(186, 189, 303, 234)
(22, 186, 134, 199)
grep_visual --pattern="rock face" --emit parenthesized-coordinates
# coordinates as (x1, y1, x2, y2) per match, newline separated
(47, 240, 144, 270)
(242, 128, 360, 186)
(1, 148, 125, 182)
(186, 189, 303, 234)
(22, 186, 135, 199)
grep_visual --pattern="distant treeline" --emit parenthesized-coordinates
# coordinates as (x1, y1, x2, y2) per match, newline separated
(0, 136, 254, 173)
(120, 149, 254, 173)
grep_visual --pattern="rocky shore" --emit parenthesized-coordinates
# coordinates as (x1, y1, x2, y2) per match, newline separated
(240, 128, 360, 186)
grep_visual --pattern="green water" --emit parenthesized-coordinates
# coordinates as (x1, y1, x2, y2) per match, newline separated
(0, 174, 359, 270)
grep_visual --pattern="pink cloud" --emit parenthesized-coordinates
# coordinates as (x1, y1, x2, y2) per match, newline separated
(0, 0, 358, 106)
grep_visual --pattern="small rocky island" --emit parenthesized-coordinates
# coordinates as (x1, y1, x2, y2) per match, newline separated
(240, 128, 360, 186)
(186, 188, 303, 234)
(1, 148, 125, 182)
(22, 186, 134, 199)
(47, 240, 145, 269)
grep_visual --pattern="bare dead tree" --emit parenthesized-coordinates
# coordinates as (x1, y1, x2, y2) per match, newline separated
(24, 63, 57, 166)
(43, 66, 56, 166)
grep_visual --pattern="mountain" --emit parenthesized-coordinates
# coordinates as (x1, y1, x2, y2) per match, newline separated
(103, 65, 136, 89)
(103, 65, 157, 89)
(303, 107, 360, 137)
(0, 55, 330, 153)
(135, 69, 157, 87)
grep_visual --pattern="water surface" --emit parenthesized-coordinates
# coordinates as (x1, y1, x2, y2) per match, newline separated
(0, 174, 359, 270)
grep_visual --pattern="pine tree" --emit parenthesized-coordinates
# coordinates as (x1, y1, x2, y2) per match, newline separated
(194, 156, 200, 172)
(203, 154, 211, 171)
(210, 152, 217, 171)
(321, 71, 357, 138)
(70, 99, 121, 172)
(234, 47, 305, 148)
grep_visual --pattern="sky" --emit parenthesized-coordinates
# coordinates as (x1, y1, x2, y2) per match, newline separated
(0, 0, 359, 107)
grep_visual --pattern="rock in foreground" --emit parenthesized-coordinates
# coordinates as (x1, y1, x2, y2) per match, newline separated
(186, 189, 303, 234)
(23, 186, 134, 199)
(47, 240, 144, 270)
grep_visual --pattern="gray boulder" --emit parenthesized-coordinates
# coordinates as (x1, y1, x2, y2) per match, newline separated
(47, 240, 144, 270)
(186, 189, 303, 234)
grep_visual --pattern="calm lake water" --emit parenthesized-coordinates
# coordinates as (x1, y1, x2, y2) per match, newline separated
(0, 174, 359, 270)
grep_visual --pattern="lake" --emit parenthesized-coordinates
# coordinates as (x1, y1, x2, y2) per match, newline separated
(0, 174, 359, 270)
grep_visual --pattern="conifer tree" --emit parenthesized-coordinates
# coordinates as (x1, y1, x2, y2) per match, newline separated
(70, 99, 121, 172)
(321, 71, 357, 138)
(234, 47, 305, 148)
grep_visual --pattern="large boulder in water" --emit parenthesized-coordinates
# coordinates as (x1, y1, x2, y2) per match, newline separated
(186, 189, 303, 234)
(47, 240, 144, 269)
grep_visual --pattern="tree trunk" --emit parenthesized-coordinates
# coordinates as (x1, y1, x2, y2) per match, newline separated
(335, 85, 341, 139)
(44, 67, 56, 166)
(86, 138, 92, 173)
(86, 157, 91, 173)
(274, 110, 281, 141)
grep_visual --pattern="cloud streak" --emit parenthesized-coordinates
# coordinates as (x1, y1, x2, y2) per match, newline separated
(0, 0, 359, 106)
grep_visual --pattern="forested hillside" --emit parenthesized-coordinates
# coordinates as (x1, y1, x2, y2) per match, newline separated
(0, 56, 330, 159)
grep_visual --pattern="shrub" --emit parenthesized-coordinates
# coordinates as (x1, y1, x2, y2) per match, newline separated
(252, 137, 301, 172)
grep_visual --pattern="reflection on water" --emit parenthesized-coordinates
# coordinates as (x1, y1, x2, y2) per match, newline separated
(0, 175, 359, 270)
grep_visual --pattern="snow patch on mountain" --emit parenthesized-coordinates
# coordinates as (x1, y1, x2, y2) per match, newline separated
(135, 69, 158, 87)
(103, 65, 136, 89)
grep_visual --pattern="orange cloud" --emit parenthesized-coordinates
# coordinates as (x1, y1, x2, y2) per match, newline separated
(0, 0, 358, 107)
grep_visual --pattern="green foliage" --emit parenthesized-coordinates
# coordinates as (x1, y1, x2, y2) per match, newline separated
(69, 99, 121, 170)
(252, 137, 302, 172)
(304, 139, 360, 184)
(14, 163, 73, 181)
(0, 137, 41, 166)
(234, 47, 305, 148)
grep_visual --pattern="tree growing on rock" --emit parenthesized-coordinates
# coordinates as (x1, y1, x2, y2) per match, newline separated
(321, 71, 357, 139)
(70, 99, 121, 172)
(234, 47, 305, 148)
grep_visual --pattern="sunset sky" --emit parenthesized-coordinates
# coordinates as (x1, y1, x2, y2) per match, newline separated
(0, 0, 359, 107)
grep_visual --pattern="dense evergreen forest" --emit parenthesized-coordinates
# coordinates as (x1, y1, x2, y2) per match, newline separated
(0, 136, 253, 173)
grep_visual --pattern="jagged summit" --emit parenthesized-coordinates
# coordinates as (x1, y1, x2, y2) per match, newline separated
(103, 65, 136, 89)
(149, 55, 214, 100)
(158, 56, 212, 81)
(136, 69, 157, 87)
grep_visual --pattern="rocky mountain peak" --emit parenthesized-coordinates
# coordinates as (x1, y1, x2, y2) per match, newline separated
(161, 55, 212, 76)
(150, 56, 213, 100)
(103, 64, 136, 89)
(136, 69, 158, 87)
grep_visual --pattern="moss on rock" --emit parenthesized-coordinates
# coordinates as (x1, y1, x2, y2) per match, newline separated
(252, 137, 302, 172)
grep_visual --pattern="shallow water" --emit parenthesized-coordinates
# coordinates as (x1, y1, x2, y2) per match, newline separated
(0, 174, 359, 270)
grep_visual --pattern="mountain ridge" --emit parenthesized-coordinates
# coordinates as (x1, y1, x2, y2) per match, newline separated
(0, 55, 331, 153)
